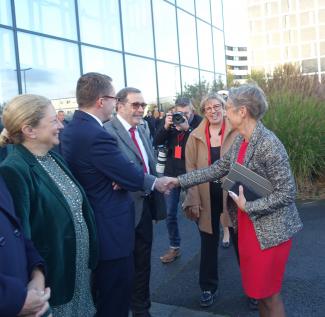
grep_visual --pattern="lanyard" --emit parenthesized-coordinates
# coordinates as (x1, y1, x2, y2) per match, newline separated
(177, 132, 185, 145)
(205, 119, 226, 165)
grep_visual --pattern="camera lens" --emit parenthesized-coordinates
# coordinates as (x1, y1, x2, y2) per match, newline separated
(172, 112, 185, 125)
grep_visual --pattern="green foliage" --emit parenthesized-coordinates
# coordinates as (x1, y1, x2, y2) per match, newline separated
(260, 64, 325, 190)
(263, 92, 325, 189)
(246, 69, 267, 90)
(176, 76, 225, 112)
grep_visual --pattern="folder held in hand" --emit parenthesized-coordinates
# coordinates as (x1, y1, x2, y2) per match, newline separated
(222, 163, 273, 201)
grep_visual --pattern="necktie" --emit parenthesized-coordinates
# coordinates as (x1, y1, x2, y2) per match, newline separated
(129, 127, 148, 173)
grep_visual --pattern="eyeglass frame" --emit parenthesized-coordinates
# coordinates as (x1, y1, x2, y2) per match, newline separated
(204, 103, 223, 113)
(98, 95, 119, 102)
(122, 101, 148, 110)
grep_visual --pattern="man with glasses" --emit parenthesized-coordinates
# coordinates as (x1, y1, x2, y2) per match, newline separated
(154, 97, 202, 264)
(60, 73, 172, 317)
(104, 87, 166, 317)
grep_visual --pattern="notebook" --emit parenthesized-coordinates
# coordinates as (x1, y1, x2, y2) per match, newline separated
(222, 163, 273, 201)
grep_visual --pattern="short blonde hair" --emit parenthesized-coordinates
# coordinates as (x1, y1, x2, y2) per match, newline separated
(0, 94, 51, 146)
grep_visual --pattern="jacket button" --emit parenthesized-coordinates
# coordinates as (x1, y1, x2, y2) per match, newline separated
(0, 236, 5, 246)
(14, 229, 22, 237)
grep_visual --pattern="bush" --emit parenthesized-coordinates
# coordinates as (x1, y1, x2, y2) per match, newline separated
(263, 91, 325, 190)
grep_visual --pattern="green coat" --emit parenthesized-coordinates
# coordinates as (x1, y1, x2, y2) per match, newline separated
(0, 144, 98, 306)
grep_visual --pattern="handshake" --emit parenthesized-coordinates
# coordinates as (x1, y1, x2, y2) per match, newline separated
(154, 176, 180, 194)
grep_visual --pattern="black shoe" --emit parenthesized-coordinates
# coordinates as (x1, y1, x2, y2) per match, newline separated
(199, 290, 217, 307)
(248, 297, 258, 310)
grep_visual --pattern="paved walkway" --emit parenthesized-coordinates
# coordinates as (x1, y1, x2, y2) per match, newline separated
(149, 199, 325, 317)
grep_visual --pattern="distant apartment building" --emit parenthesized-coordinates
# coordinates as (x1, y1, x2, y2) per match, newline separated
(225, 45, 249, 83)
(247, 0, 325, 81)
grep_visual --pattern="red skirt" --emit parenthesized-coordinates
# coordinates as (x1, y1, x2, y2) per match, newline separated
(238, 208, 292, 299)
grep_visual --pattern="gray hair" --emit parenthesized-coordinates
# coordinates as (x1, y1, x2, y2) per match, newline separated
(116, 87, 141, 103)
(200, 93, 225, 114)
(228, 84, 268, 120)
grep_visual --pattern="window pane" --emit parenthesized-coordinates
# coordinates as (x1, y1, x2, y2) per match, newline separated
(181, 66, 199, 90)
(213, 28, 226, 75)
(153, 0, 178, 63)
(177, 0, 195, 14)
(82, 46, 124, 92)
(121, 0, 154, 58)
(18, 33, 80, 99)
(195, 0, 211, 22)
(200, 70, 214, 85)
(15, 0, 77, 40)
(197, 20, 214, 71)
(157, 62, 180, 101)
(302, 59, 318, 73)
(125, 55, 157, 103)
(0, 0, 12, 26)
(178, 10, 198, 67)
(0, 28, 18, 106)
(78, 0, 121, 50)
(211, 0, 223, 29)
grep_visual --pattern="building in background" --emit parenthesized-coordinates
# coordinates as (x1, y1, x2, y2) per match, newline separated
(0, 0, 226, 112)
(247, 0, 325, 81)
(225, 45, 249, 83)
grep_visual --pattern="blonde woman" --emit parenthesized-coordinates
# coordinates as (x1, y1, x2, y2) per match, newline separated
(0, 94, 98, 317)
(183, 93, 237, 306)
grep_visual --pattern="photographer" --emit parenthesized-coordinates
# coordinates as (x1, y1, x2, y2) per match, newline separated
(154, 97, 202, 263)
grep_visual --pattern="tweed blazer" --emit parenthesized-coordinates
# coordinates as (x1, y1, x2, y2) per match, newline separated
(179, 121, 303, 250)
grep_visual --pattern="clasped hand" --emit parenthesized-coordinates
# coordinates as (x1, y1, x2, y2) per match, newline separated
(154, 176, 180, 194)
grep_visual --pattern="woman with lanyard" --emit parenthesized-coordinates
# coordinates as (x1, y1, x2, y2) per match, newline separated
(183, 93, 237, 307)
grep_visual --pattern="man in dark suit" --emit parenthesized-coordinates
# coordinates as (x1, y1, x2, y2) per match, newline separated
(60, 73, 170, 317)
(104, 87, 166, 317)
(0, 175, 50, 317)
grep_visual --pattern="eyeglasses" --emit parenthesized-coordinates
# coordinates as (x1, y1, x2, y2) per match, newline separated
(204, 104, 223, 113)
(127, 102, 147, 110)
(99, 95, 119, 102)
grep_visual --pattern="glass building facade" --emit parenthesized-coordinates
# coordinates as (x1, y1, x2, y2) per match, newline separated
(0, 0, 226, 111)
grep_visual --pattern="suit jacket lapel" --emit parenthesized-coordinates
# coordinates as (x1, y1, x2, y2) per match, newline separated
(244, 121, 262, 166)
(111, 117, 143, 162)
(15, 145, 74, 217)
(138, 127, 155, 174)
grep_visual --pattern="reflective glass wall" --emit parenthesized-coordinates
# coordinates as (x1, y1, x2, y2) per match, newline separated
(0, 0, 226, 109)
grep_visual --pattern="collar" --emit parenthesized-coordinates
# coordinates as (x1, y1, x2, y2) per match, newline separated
(82, 111, 103, 127)
(116, 114, 134, 132)
(247, 120, 264, 146)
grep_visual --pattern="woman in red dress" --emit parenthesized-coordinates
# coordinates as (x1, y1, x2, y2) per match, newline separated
(167, 84, 303, 317)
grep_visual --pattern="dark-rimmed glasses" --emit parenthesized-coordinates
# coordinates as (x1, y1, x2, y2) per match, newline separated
(204, 104, 223, 113)
(127, 102, 147, 110)
(99, 95, 119, 102)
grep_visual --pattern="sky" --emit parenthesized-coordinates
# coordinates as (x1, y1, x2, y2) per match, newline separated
(223, 0, 249, 46)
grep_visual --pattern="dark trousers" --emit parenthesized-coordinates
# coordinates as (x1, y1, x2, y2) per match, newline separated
(131, 198, 153, 315)
(94, 255, 134, 317)
(199, 198, 221, 293)
(229, 227, 240, 264)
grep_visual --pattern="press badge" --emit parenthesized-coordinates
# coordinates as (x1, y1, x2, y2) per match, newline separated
(174, 145, 182, 159)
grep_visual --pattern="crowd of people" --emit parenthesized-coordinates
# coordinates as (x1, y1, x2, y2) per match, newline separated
(0, 73, 302, 317)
